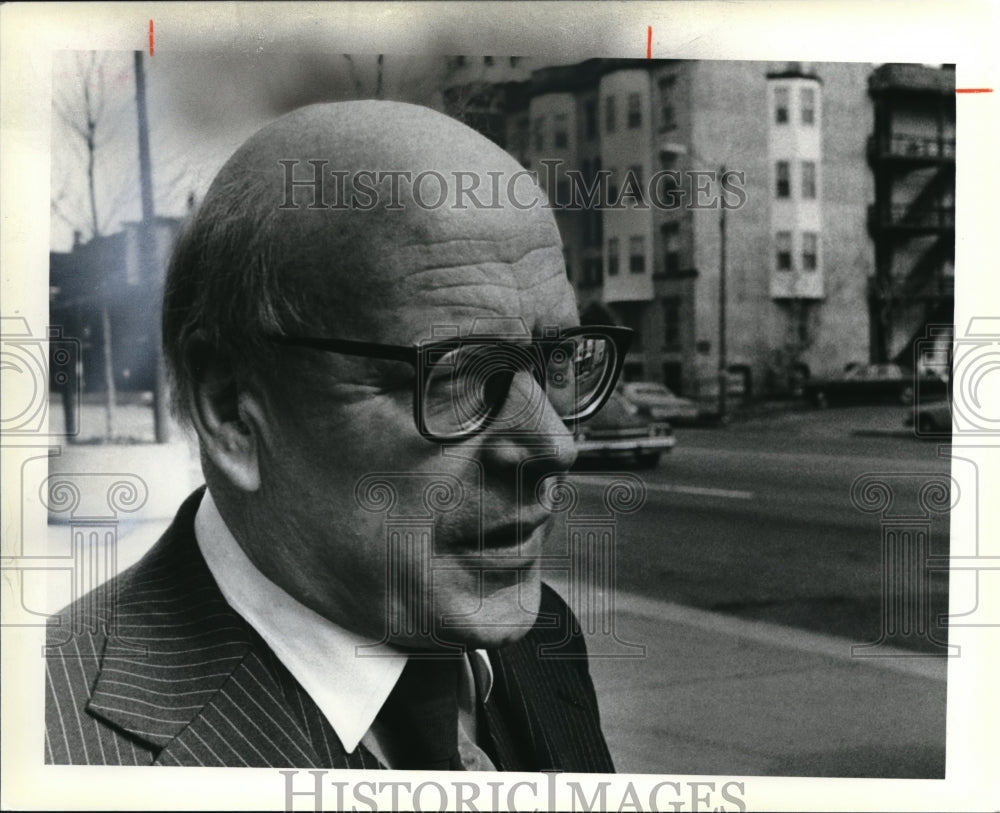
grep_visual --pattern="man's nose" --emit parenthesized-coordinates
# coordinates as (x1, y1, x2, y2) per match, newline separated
(478, 369, 579, 471)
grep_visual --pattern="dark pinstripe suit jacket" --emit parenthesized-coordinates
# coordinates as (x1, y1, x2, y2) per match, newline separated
(45, 489, 614, 771)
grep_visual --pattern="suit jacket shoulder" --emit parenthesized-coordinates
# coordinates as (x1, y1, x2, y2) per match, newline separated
(44, 489, 379, 768)
(45, 489, 613, 771)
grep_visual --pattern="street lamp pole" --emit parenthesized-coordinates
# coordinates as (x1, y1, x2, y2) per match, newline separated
(661, 143, 730, 421)
(717, 163, 727, 424)
(134, 50, 170, 443)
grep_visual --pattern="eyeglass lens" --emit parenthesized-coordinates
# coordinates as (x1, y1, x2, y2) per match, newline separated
(420, 334, 614, 438)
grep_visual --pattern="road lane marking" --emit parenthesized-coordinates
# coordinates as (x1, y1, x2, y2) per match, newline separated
(572, 474, 754, 501)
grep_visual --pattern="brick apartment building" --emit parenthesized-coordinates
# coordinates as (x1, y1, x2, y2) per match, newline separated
(444, 58, 955, 403)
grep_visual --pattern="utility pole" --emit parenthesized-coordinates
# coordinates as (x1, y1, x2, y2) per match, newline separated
(134, 50, 170, 442)
(661, 143, 732, 423)
(717, 163, 728, 424)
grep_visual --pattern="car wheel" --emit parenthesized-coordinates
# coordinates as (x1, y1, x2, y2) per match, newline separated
(900, 385, 915, 406)
(814, 390, 828, 409)
(636, 452, 661, 469)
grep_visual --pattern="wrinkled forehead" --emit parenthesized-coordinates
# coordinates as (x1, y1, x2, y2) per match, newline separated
(360, 199, 578, 345)
(208, 101, 578, 343)
(281, 168, 577, 346)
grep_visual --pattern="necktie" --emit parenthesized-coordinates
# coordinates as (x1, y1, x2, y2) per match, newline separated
(375, 656, 463, 771)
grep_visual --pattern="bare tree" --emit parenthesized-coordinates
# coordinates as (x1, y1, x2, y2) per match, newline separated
(53, 52, 193, 441)
(52, 52, 128, 439)
(767, 241, 863, 397)
(53, 54, 137, 236)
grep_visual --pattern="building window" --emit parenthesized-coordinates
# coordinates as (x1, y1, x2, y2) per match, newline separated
(512, 116, 530, 164)
(802, 232, 818, 271)
(617, 303, 644, 349)
(774, 86, 789, 124)
(483, 56, 495, 67)
(624, 165, 644, 205)
(584, 100, 598, 140)
(775, 161, 790, 198)
(797, 307, 811, 344)
(627, 92, 642, 128)
(775, 231, 793, 271)
(607, 237, 620, 276)
(588, 157, 604, 244)
(533, 117, 545, 151)
(629, 236, 646, 273)
(658, 76, 677, 131)
(590, 208, 603, 246)
(509, 57, 521, 67)
(554, 113, 568, 148)
(605, 95, 616, 133)
(662, 222, 681, 275)
(801, 161, 816, 199)
(800, 87, 815, 125)
(658, 153, 679, 193)
(662, 297, 681, 349)
(583, 258, 603, 286)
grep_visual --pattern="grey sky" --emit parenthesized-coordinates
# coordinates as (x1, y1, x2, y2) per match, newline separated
(50, 51, 471, 251)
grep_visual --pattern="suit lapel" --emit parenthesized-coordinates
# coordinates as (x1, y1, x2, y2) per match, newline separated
(487, 585, 616, 773)
(151, 643, 325, 767)
(85, 490, 378, 768)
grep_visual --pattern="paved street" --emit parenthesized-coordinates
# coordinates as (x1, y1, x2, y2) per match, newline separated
(540, 405, 952, 777)
(560, 409, 952, 648)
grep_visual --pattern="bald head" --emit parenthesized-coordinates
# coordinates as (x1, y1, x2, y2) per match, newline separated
(164, 101, 585, 646)
(163, 100, 573, 422)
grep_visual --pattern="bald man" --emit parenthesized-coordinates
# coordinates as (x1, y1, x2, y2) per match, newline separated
(45, 101, 626, 772)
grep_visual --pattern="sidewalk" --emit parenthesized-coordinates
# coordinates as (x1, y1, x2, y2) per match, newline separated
(559, 583, 947, 778)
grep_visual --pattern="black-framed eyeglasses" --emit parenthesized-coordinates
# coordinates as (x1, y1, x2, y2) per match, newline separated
(268, 325, 633, 441)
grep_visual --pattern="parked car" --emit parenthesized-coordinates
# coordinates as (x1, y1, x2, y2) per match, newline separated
(802, 363, 947, 407)
(904, 399, 952, 434)
(574, 391, 675, 468)
(620, 381, 701, 424)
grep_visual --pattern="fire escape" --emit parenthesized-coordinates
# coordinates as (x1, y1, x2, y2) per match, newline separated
(867, 64, 955, 366)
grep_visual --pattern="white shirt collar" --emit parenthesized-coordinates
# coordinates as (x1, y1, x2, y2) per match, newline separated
(194, 488, 492, 756)
(195, 488, 406, 753)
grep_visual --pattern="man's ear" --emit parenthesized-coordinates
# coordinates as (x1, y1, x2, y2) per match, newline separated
(185, 334, 263, 493)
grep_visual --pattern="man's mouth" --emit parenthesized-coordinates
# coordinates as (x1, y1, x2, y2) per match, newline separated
(442, 514, 549, 565)
(481, 516, 547, 550)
